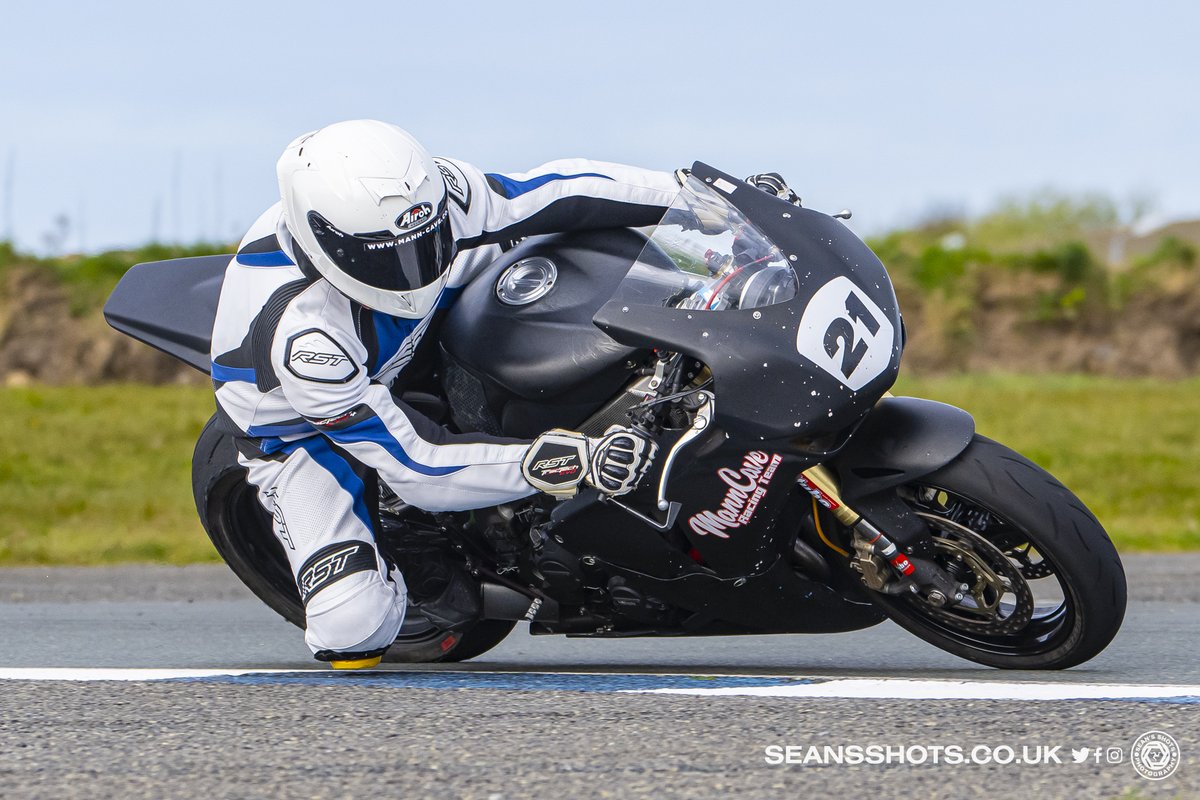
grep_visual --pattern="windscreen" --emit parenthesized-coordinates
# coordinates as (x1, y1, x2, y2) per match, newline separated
(618, 175, 799, 312)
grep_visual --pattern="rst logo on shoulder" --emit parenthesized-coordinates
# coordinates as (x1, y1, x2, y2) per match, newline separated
(284, 329, 358, 384)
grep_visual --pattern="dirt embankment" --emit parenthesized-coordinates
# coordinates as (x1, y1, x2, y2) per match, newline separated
(1, 263, 1198, 385)
(0, 267, 203, 386)
(897, 268, 1200, 378)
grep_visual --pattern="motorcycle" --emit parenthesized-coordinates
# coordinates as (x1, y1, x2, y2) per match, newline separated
(104, 163, 1127, 669)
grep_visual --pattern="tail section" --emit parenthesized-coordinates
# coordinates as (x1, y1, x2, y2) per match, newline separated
(103, 255, 231, 374)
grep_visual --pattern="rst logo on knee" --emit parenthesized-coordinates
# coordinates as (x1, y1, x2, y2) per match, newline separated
(297, 541, 379, 604)
(284, 329, 359, 384)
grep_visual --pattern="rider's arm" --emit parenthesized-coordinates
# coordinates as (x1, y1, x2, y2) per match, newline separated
(271, 285, 536, 513)
(434, 156, 680, 249)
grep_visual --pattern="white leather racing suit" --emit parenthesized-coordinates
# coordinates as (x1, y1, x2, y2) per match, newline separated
(209, 157, 679, 657)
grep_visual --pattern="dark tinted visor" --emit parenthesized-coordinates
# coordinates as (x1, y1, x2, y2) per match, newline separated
(307, 199, 455, 292)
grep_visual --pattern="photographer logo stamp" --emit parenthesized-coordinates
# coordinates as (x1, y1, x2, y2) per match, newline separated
(1130, 730, 1180, 780)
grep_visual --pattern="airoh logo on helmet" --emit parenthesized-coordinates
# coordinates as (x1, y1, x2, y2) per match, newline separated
(397, 202, 434, 231)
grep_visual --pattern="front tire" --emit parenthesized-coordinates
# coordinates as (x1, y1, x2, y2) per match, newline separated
(191, 415, 515, 663)
(862, 435, 1127, 669)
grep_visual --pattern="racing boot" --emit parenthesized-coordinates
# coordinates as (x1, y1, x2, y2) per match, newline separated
(406, 556, 482, 633)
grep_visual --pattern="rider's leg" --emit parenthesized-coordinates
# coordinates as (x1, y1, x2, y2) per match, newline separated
(241, 435, 405, 668)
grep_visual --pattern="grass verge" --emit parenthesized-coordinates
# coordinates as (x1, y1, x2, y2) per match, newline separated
(0, 376, 1196, 565)
(894, 373, 1199, 551)
(0, 385, 217, 565)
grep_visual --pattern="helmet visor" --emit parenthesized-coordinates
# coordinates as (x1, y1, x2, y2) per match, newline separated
(307, 199, 455, 292)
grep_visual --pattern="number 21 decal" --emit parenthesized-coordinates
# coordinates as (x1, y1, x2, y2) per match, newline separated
(795, 276, 895, 390)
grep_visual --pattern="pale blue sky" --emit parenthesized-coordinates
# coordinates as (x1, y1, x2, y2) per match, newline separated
(2, 0, 1196, 252)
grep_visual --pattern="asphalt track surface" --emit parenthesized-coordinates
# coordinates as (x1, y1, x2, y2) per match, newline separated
(2, 557, 1197, 799)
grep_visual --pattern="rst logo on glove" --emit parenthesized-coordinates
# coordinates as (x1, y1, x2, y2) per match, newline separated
(522, 433, 588, 495)
(284, 329, 359, 384)
(531, 455, 581, 476)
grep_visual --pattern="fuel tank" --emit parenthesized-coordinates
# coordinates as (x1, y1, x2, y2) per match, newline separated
(440, 228, 652, 439)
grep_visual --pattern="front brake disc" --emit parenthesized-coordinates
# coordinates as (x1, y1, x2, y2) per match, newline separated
(912, 512, 1036, 636)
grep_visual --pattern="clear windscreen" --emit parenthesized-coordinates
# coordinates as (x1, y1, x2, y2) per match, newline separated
(618, 175, 798, 311)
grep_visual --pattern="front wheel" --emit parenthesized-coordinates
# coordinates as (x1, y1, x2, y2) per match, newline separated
(860, 435, 1126, 669)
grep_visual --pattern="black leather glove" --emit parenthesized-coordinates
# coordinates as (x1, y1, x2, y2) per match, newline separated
(745, 172, 801, 206)
(589, 426, 657, 496)
(522, 426, 657, 498)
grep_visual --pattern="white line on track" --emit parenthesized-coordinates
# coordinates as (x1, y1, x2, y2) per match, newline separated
(0, 668, 301, 681)
(1, 668, 1197, 702)
(2, 666, 1200, 705)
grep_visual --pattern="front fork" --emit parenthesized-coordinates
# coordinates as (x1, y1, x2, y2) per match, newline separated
(799, 465, 967, 607)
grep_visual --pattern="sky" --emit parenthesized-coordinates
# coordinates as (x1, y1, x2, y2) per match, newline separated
(1, 0, 1197, 253)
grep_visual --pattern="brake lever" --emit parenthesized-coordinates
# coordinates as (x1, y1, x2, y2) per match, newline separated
(656, 391, 713, 512)
(601, 391, 713, 532)
(555, 392, 713, 534)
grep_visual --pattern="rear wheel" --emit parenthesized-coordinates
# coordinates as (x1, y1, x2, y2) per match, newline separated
(858, 435, 1126, 669)
(191, 415, 515, 663)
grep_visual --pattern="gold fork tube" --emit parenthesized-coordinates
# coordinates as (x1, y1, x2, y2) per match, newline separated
(799, 464, 861, 527)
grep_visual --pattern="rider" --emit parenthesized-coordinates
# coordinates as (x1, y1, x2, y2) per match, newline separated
(209, 120, 681, 668)
(210, 119, 797, 669)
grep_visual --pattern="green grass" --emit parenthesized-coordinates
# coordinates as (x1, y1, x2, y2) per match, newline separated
(0, 385, 218, 565)
(894, 373, 1200, 551)
(0, 377, 1196, 565)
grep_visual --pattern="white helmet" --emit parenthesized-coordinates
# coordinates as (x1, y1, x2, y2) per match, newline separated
(277, 120, 455, 318)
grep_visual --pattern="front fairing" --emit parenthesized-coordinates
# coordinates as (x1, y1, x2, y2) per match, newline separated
(594, 162, 902, 444)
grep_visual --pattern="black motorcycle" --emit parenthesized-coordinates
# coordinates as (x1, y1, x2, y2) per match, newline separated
(105, 163, 1126, 669)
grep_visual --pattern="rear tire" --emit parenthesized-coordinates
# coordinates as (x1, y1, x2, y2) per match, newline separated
(863, 435, 1127, 669)
(191, 415, 515, 663)
(191, 416, 302, 627)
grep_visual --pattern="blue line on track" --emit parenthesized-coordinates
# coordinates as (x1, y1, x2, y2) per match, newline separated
(164, 671, 813, 692)
(1130, 696, 1200, 705)
(152, 672, 1200, 703)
